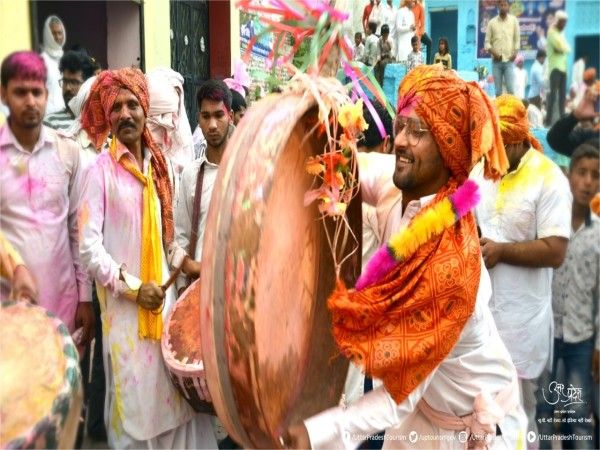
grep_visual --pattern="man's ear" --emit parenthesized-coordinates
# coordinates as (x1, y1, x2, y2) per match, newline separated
(383, 135, 392, 153)
(0, 85, 6, 106)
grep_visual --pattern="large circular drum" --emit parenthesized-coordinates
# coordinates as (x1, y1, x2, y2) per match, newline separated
(201, 92, 362, 448)
(162, 279, 214, 414)
(0, 302, 83, 449)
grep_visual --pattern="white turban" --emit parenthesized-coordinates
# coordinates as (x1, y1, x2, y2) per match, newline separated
(66, 75, 96, 136)
(41, 15, 65, 59)
(146, 68, 194, 173)
(554, 10, 568, 22)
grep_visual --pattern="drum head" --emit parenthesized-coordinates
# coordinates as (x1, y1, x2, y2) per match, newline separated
(201, 92, 362, 448)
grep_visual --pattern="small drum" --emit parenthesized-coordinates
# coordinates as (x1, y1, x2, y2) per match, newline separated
(0, 301, 83, 449)
(161, 279, 214, 414)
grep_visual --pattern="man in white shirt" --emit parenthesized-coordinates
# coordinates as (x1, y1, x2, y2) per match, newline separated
(284, 64, 525, 450)
(527, 49, 546, 110)
(474, 94, 572, 448)
(0, 51, 93, 342)
(170, 79, 233, 294)
(393, 0, 415, 62)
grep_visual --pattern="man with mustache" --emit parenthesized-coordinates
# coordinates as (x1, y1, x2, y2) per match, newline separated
(285, 64, 526, 449)
(78, 68, 217, 448)
(0, 51, 94, 344)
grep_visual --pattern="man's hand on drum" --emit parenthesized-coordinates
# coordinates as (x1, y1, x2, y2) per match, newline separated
(75, 302, 95, 347)
(282, 423, 311, 449)
(11, 264, 38, 303)
(182, 256, 201, 278)
(136, 281, 165, 310)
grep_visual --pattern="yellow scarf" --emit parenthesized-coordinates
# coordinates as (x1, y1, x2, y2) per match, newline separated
(110, 139, 163, 340)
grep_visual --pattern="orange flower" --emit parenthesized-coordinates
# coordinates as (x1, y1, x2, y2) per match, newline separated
(338, 99, 368, 134)
(306, 156, 325, 175)
(591, 193, 600, 215)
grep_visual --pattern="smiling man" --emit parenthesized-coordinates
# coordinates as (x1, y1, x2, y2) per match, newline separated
(0, 51, 93, 342)
(78, 68, 217, 449)
(285, 64, 526, 449)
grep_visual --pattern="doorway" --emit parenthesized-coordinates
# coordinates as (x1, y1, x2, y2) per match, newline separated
(575, 35, 600, 73)
(429, 8, 458, 70)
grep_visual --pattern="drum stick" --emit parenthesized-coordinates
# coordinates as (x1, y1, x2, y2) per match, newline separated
(161, 264, 183, 292)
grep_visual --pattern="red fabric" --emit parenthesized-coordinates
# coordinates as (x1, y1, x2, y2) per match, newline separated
(363, 3, 374, 30)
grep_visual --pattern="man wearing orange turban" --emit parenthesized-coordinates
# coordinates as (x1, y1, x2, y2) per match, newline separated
(286, 65, 526, 449)
(78, 68, 216, 449)
(474, 94, 572, 447)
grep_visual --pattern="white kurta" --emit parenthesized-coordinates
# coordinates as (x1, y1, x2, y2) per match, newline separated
(41, 52, 65, 116)
(79, 144, 216, 448)
(306, 153, 526, 449)
(393, 7, 415, 61)
(472, 149, 572, 380)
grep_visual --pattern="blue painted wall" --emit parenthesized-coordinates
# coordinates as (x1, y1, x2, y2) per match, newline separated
(424, 0, 599, 88)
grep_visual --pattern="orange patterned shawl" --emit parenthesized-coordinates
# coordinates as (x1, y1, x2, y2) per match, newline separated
(329, 65, 508, 405)
(495, 94, 543, 152)
(81, 68, 174, 246)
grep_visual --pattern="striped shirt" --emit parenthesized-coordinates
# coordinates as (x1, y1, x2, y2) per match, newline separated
(43, 108, 75, 131)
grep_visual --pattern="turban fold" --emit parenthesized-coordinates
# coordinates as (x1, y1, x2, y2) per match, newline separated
(495, 94, 543, 152)
(397, 64, 508, 182)
(81, 68, 174, 247)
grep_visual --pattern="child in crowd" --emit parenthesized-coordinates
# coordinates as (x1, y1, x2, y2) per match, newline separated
(406, 35, 423, 71)
(434, 37, 452, 70)
(353, 32, 365, 62)
(374, 24, 394, 85)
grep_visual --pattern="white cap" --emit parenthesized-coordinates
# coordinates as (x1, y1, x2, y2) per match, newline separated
(555, 10, 568, 22)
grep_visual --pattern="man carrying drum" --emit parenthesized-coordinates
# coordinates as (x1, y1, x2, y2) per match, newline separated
(78, 68, 217, 449)
(285, 64, 527, 449)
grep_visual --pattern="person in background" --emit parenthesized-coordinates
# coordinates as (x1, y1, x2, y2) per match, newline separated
(40, 15, 67, 115)
(353, 32, 365, 62)
(380, 0, 396, 36)
(547, 85, 600, 157)
(411, 0, 433, 64)
(545, 10, 570, 126)
(527, 49, 546, 111)
(406, 35, 423, 71)
(362, 0, 375, 35)
(484, 0, 520, 96)
(513, 53, 527, 101)
(374, 24, 394, 86)
(44, 50, 94, 131)
(433, 37, 452, 70)
(368, 0, 384, 35)
(363, 22, 380, 67)
(474, 94, 571, 449)
(392, 0, 415, 63)
(146, 67, 194, 177)
(231, 89, 247, 126)
(537, 142, 599, 450)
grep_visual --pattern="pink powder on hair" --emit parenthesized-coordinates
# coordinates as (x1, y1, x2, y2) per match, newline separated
(2, 51, 47, 85)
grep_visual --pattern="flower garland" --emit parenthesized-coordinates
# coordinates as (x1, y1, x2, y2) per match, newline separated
(355, 179, 481, 291)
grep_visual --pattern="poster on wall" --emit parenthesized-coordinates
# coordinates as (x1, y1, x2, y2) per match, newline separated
(477, 0, 566, 60)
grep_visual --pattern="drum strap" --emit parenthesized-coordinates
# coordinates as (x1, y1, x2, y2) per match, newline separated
(188, 163, 205, 261)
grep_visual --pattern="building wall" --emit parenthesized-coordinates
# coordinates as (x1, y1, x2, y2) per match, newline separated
(142, 0, 170, 71)
(107, 1, 141, 69)
(0, 0, 32, 63)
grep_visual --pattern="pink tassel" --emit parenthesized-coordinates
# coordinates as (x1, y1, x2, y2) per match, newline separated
(355, 246, 397, 291)
(449, 179, 480, 218)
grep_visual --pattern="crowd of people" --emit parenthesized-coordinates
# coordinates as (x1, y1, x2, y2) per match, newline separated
(1, 4, 599, 450)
